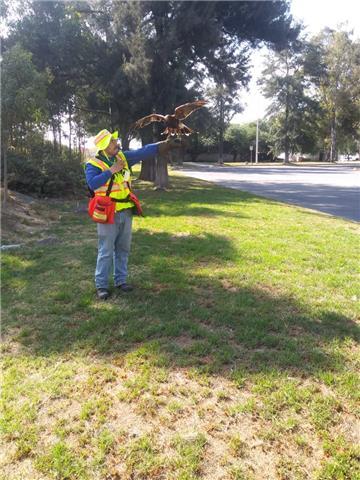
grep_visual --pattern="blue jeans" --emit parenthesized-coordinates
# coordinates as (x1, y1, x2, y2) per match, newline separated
(95, 209, 133, 289)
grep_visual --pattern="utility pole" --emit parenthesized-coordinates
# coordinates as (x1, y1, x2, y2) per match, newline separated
(255, 118, 259, 164)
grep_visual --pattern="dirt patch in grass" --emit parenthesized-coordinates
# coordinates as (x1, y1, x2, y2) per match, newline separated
(334, 414, 360, 444)
(1, 189, 60, 244)
(2, 342, 359, 479)
(221, 279, 239, 293)
(174, 335, 196, 348)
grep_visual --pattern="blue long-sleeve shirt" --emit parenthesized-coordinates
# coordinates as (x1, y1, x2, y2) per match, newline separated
(85, 143, 159, 191)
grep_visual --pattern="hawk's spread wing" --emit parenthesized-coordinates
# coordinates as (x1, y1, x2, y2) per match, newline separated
(133, 114, 166, 129)
(174, 100, 207, 120)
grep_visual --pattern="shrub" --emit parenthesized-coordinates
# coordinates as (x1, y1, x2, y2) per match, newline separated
(5, 144, 86, 197)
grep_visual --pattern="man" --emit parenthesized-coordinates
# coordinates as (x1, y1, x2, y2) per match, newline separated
(85, 129, 180, 300)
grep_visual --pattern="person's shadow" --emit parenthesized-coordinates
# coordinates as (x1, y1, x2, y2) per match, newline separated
(3, 228, 358, 381)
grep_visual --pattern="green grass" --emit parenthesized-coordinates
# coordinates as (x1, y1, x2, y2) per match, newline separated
(1, 172, 359, 479)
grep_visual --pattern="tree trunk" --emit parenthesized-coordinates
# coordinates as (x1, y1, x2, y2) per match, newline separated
(139, 157, 156, 181)
(283, 51, 290, 164)
(52, 121, 57, 153)
(180, 146, 185, 165)
(284, 130, 290, 163)
(58, 123, 62, 154)
(68, 108, 72, 154)
(154, 153, 169, 190)
(3, 146, 8, 208)
(139, 114, 158, 182)
(170, 147, 184, 166)
(284, 100, 290, 164)
(109, 101, 114, 131)
(218, 93, 224, 164)
(330, 109, 337, 162)
(121, 132, 130, 151)
(218, 136, 224, 164)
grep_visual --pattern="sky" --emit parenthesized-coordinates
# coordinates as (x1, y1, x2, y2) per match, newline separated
(231, 0, 360, 124)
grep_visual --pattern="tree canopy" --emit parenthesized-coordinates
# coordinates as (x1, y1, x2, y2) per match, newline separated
(4, 1, 359, 195)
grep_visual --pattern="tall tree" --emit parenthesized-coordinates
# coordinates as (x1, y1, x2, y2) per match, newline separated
(260, 41, 319, 162)
(95, 0, 299, 185)
(207, 85, 243, 164)
(304, 28, 360, 161)
(137, 1, 298, 180)
(3, 0, 299, 189)
(4, 1, 97, 150)
(1, 44, 48, 205)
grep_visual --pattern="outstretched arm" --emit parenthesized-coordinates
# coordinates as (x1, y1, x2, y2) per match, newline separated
(123, 138, 182, 167)
(123, 143, 159, 167)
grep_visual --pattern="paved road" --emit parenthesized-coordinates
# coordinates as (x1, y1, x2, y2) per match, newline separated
(179, 163, 360, 222)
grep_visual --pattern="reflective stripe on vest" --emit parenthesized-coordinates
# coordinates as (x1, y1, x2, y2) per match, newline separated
(86, 151, 134, 211)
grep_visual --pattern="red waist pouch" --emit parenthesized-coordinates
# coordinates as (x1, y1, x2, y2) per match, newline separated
(88, 195, 115, 224)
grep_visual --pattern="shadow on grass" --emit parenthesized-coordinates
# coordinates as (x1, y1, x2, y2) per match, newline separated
(133, 177, 281, 219)
(2, 227, 359, 380)
(70, 178, 267, 221)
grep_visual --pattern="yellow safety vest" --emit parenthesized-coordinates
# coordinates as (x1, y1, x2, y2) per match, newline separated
(86, 151, 134, 212)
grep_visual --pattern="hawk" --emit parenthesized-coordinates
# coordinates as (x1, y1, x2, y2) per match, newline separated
(132, 100, 207, 137)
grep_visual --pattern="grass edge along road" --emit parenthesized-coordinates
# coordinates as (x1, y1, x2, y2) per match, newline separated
(1, 173, 360, 480)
